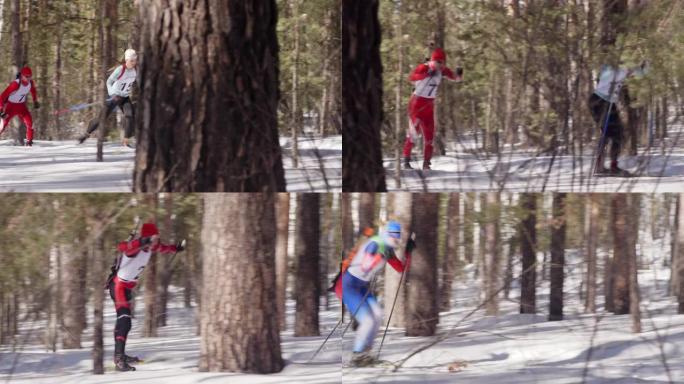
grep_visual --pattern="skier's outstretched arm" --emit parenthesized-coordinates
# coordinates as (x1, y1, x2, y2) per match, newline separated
(387, 237, 415, 273)
(117, 239, 144, 257)
(442, 67, 463, 82)
(152, 241, 184, 254)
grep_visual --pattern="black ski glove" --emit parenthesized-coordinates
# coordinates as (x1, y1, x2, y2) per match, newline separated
(34, 101, 40, 110)
(176, 239, 186, 252)
(139, 236, 152, 247)
(456, 67, 464, 77)
(405, 237, 417, 254)
(0, 111, 6, 119)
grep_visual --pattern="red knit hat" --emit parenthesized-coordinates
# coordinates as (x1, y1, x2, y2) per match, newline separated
(20, 67, 32, 77)
(431, 48, 446, 62)
(141, 222, 159, 238)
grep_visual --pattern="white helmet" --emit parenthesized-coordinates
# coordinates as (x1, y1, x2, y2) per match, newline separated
(124, 49, 138, 61)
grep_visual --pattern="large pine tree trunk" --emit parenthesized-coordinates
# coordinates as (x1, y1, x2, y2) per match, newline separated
(342, 0, 386, 192)
(294, 194, 320, 336)
(275, 193, 290, 330)
(519, 193, 537, 314)
(199, 194, 283, 373)
(585, 194, 599, 313)
(134, 1, 285, 192)
(440, 193, 459, 312)
(406, 193, 439, 336)
(10, 0, 24, 145)
(628, 195, 641, 332)
(97, 0, 117, 161)
(548, 193, 567, 321)
(384, 192, 411, 327)
(611, 194, 631, 314)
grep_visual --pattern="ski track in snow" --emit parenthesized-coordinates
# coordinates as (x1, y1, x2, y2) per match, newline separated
(387, 121, 684, 193)
(0, 136, 341, 192)
(2, 221, 684, 383)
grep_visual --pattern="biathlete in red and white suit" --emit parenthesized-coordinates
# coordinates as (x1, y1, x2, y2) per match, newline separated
(109, 222, 185, 371)
(0, 66, 40, 146)
(403, 48, 463, 170)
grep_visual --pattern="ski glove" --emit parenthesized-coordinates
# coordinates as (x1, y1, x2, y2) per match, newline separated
(0, 111, 6, 119)
(456, 67, 464, 77)
(139, 236, 152, 247)
(405, 237, 416, 254)
(175, 239, 186, 252)
(34, 101, 40, 110)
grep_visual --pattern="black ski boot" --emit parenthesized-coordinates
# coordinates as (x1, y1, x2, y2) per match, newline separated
(403, 157, 413, 170)
(351, 351, 376, 367)
(422, 160, 431, 170)
(77, 134, 89, 144)
(115, 357, 136, 372)
(124, 354, 142, 364)
(24, 139, 32, 147)
(609, 161, 633, 177)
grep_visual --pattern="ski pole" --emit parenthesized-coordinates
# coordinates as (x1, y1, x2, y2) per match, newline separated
(308, 318, 343, 362)
(376, 267, 406, 360)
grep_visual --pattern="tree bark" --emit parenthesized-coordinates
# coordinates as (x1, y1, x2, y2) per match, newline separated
(611, 194, 631, 314)
(275, 193, 290, 330)
(484, 193, 500, 316)
(92, 231, 105, 374)
(628, 195, 641, 332)
(519, 193, 537, 314)
(358, 193, 375, 234)
(342, 0, 386, 192)
(440, 193, 459, 311)
(134, 1, 286, 192)
(549, 193, 567, 321)
(406, 193, 439, 336)
(199, 193, 283, 373)
(60, 241, 85, 348)
(143, 196, 159, 337)
(585, 194, 599, 313)
(294, 194, 320, 336)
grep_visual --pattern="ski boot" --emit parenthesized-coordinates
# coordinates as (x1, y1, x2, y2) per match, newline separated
(114, 357, 136, 372)
(422, 160, 431, 170)
(77, 133, 89, 144)
(123, 354, 142, 364)
(350, 351, 376, 367)
(24, 139, 32, 147)
(403, 157, 413, 170)
(609, 162, 633, 177)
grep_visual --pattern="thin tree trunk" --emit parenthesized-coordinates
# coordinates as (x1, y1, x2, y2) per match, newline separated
(484, 193, 500, 316)
(294, 194, 320, 336)
(549, 193, 567, 321)
(199, 194, 283, 373)
(143, 196, 159, 337)
(628, 195, 641, 332)
(358, 193, 375, 234)
(290, 0, 301, 167)
(440, 193, 459, 311)
(677, 194, 684, 313)
(585, 194, 599, 313)
(611, 194, 631, 314)
(519, 193, 537, 314)
(92, 233, 105, 374)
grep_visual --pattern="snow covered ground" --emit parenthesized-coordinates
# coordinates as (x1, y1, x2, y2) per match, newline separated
(0, 135, 341, 192)
(386, 121, 684, 193)
(2, 214, 683, 383)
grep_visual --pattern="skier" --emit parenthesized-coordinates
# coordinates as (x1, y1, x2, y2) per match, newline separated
(0, 66, 40, 146)
(108, 222, 185, 371)
(403, 48, 463, 170)
(341, 221, 413, 366)
(78, 48, 138, 146)
(588, 61, 646, 176)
